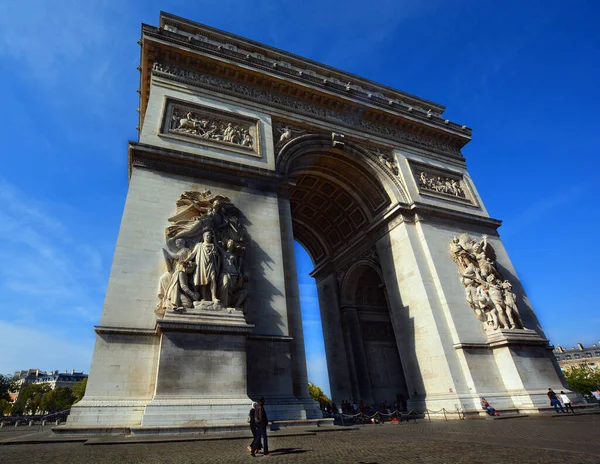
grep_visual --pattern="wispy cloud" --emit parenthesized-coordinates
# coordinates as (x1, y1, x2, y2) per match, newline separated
(502, 183, 588, 239)
(0, 178, 105, 335)
(0, 2, 110, 85)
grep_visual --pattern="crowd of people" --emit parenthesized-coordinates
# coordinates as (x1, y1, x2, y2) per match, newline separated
(319, 399, 409, 424)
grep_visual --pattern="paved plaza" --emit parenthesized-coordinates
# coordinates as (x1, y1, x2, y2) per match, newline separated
(1, 414, 599, 463)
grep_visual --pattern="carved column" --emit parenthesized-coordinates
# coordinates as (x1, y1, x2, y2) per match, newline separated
(316, 273, 353, 404)
(340, 306, 374, 405)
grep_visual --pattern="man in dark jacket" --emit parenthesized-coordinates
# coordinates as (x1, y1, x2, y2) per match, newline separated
(247, 402, 262, 453)
(251, 397, 270, 457)
(547, 388, 565, 413)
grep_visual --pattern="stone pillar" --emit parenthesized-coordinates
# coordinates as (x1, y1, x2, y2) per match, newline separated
(340, 306, 374, 404)
(316, 273, 353, 404)
(376, 220, 463, 411)
(277, 195, 321, 418)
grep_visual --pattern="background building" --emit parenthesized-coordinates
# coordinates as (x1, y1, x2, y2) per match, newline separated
(11, 369, 88, 403)
(554, 343, 600, 370)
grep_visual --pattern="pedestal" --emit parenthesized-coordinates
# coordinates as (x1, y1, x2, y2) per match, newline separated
(141, 307, 254, 426)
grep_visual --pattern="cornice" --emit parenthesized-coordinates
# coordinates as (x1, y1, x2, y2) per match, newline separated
(138, 18, 471, 151)
(148, 62, 465, 159)
(94, 326, 157, 337)
(157, 13, 453, 118)
(309, 202, 503, 281)
(128, 142, 285, 192)
(141, 24, 470, 135)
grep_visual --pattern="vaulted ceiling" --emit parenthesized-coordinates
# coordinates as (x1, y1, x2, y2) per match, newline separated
(288, 151, 390, 264)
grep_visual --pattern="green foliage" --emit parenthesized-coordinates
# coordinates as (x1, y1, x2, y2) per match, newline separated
(19, 383, 51, 415)
(40, 387, 75, 414)
(308, 382, 331, 406)
(72, 377, 88, 403)
(0, 374, 18, 402)
(11, 401, 24, 416)
(563, 365, 600, 395)
(0, 399, 12, 416)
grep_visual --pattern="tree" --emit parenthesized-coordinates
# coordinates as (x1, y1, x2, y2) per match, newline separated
(0, 374, 18, 402)
(72, 377, 87, 404)
(40, 387, 76, 414)
(19, 383, 51, 415)
(308, 382, 331, 407)
(563, 364, 600, 396)
(0, 399, 12, 416)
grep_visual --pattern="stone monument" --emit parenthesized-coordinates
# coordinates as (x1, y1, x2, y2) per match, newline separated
(66, 12, 569, 430)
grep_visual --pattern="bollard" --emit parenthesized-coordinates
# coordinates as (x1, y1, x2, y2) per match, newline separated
(29, 420, 34, 427)
(42, 420, 47, 426)
(55, 419, 61, 426)
(0, 421, 4, 428)
(15, 420, 20, 427)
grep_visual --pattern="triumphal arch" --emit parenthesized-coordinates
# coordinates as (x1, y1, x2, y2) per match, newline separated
(68, 13, 567, 429)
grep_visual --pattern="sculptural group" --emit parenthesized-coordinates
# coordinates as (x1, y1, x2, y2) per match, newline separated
(450, 233, 525, 331)
(419, 171, 464, 198)
(170, 109, 253, 148)
(156, 190, 248, 314)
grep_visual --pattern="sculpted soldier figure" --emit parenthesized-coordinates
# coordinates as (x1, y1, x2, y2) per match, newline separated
(218, 239, 247, 308)
(188, 230, 222, 302)
(157, 238, 191, 312)
(502, 280, 524, 329)
(165, 260, 199, 311)
(485, 275, 511, 329)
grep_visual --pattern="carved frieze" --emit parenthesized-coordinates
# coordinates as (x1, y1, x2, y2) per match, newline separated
(160, 98, 260, 157)
(409, 161, 476, 206)
(153, 62, 462, 157)
(449, 233, 526, 332)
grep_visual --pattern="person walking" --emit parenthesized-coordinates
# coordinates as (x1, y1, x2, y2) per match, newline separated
(559, 391, 575, 414)
(251, 397, 270, 457)
(247, 402, 262, 453)
(547, 388, 565, 413)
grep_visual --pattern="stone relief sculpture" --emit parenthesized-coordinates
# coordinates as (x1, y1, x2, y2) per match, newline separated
(170, 108, 253, 149)
(450, 233, 525, 331)
(156, 190, 248, 315)
(418, 171, 465, 198)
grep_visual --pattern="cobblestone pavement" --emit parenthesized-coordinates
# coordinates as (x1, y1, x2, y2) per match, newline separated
(1, 415, 599, 463)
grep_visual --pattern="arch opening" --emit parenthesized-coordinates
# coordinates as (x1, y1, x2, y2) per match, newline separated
(284, 137, 409, 408)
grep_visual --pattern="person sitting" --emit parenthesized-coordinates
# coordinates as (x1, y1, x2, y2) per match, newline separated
(481, 398, 499, 416)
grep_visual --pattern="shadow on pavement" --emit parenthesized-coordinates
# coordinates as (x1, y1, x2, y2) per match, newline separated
(269, 447, 309, 456)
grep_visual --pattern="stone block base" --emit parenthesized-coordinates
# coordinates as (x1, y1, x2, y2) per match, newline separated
(141, 397, 252, 426)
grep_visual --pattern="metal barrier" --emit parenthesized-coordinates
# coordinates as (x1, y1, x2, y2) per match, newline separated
(338, 405, 465, 425)
(39, 409, 71, 431)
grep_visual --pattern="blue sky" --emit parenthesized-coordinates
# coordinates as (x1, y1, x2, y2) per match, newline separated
(1, 1, 598, 398)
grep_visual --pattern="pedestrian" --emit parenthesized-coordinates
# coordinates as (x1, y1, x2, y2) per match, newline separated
(247, 402, 262, 453)
(480, 397, 499, 416)
(559, 391, 575, 414)
(547, 388, 565, 413)
(251, 397, 270, 457)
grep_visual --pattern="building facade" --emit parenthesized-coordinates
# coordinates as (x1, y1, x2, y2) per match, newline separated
(554, 343, 600, 371)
